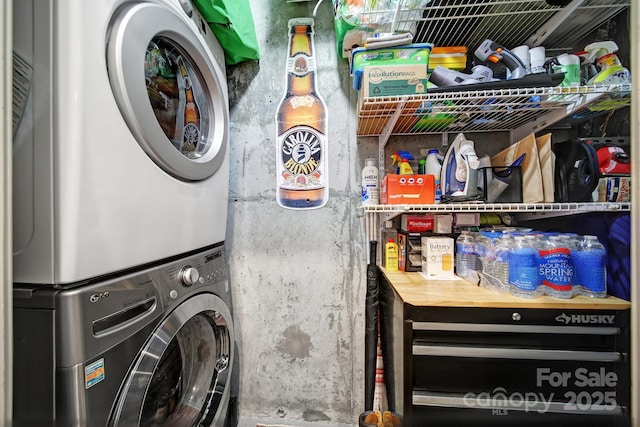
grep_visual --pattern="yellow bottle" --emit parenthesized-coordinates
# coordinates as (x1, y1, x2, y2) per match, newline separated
(385, 238, 399, 271)
(399, 159, 414, 175)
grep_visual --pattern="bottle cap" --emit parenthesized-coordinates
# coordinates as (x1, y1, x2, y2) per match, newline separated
(388, 238, 395, 243)
(428, 149, 439, 154)
(365, 158, 376, 167)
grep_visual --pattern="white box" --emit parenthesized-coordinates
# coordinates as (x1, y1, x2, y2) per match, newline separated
(421, 237, 455, 279)
(434, 214, 453, 234)
(597, 176, 630, 202)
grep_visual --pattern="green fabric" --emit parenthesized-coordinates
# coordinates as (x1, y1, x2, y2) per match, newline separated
(192, 0, 260, 65)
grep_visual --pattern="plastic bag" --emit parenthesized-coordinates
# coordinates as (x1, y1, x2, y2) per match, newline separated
(192, 0, 260, 65)
(333, 0, 429, 59)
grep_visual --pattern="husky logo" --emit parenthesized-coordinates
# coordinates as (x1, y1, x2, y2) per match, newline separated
(555, 312, 615, 324)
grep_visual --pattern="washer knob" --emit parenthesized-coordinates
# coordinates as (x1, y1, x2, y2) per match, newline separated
(180, 266, 200, 286)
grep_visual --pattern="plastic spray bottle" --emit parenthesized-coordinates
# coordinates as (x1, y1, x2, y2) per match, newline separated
(581, 41, 630, 85)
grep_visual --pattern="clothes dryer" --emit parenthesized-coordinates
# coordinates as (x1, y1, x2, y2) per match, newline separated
(12, 0, 230, 286)
(14, 244, 234, 426)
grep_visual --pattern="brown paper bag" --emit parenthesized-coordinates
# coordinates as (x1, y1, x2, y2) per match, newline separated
(490, 133, 544, 203)
(536, 133, 555, 203)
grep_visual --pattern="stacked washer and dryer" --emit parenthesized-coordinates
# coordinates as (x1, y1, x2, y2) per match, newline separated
(12, 0, 235, 425)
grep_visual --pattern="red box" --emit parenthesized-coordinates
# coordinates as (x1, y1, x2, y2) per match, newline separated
(381, 174, 435, 204)
(401, 214, 435, 232)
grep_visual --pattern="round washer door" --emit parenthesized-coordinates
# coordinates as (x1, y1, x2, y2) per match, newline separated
(109, 293, 233, 426)
(107, 2, 228, 181)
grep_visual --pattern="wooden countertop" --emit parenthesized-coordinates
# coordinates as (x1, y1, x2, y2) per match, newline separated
(381, 268, 632, 310)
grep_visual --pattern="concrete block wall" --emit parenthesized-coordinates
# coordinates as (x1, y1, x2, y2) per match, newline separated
(225, 0, 379, 424)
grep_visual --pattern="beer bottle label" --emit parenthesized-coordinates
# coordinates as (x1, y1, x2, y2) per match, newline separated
(277, 125, 325, 190)
(286, 53, 316, 77)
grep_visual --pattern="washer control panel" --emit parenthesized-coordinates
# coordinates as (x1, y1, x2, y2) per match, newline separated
(161, 245, 228, 302)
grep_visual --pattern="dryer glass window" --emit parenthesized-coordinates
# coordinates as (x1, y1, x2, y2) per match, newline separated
(145, 37, 212, 160)
(140, 310, 230, 426)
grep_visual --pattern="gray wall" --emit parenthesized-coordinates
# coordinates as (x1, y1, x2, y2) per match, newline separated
(225, 0, 377, 424)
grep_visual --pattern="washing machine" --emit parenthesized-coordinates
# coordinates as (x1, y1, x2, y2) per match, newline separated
(14, 244, 234, 426)
(12, 0, 230, 286)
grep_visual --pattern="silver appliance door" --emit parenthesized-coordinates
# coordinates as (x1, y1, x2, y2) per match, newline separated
(109, 293, 233, 426)
(107, 2, 228, 181)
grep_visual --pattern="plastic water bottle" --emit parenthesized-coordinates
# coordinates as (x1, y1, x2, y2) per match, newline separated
(573, 235, 607, 298)
(559, 233, 580, 296)
(493, 232, 513, 291)
(425, 149, 442, 203)
(508, 236, 539, 298)
(455, 231, 478, 281)
(539, 235, 573, 298)
(361, 158, 379, 206)
(476, 231, 499, 273)
(474, 232, 488, 271)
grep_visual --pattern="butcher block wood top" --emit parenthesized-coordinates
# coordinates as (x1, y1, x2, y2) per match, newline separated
(381, 268, 632, 310)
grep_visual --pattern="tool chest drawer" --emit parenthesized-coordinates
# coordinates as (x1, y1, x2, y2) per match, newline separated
(378, 273, 632, 427)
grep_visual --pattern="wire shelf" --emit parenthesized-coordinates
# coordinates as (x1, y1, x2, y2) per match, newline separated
(356, 84, 630, 138)
(359, 0, 630, 52)
(361, 201, 631, 222)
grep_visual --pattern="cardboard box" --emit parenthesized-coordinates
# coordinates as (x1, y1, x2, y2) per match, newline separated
(421, 236, 455, 279)
(351, 44, 432, 90)
(361, 65, 429, 98)
(397, 230, 426, 272)
(597, 176, 631, 202)
(435, 214, 453, 234)
(381, 174, 435, 205)
(453, 213, 480, 227)
(401, 214, 435, 232)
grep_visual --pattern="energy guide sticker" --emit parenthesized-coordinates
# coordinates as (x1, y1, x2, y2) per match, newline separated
(12, 51, 33, 136)
(85, 358, 105, 389)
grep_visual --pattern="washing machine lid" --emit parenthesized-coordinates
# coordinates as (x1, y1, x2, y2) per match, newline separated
(109, 293, 233, 426)
(107, 2, 228, 181)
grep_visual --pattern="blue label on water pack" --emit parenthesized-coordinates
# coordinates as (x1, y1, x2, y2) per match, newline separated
(456, 242, 474, 255)
(538, 248, 573, 291)
(509, 248, 538, 291)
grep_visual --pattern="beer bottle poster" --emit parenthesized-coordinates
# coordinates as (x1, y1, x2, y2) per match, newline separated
(275, 18, 328, 210)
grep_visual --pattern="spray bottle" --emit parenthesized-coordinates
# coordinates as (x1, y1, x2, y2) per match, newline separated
(580, 41, 630, 85)
(391, 150, 415, 174)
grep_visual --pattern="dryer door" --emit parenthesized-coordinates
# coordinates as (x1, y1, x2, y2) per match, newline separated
(109, 293, 233, 426)
(107, 3, 228, 181)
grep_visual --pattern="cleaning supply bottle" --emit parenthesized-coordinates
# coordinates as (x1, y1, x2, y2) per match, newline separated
(361, 158, 379, 206)
(392, 150, 415, 174)
(399, 158, 414, 175)
(581, 41, 630, 85)
(425, 149, 442, 203)
(418, 159, 426, 174)
(385, 238, 399, 271)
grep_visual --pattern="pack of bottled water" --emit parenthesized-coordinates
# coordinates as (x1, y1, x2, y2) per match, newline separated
(455, 228, 607, 299)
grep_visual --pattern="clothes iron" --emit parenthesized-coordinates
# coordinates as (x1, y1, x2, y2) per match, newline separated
(441, 133, 481, 202)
